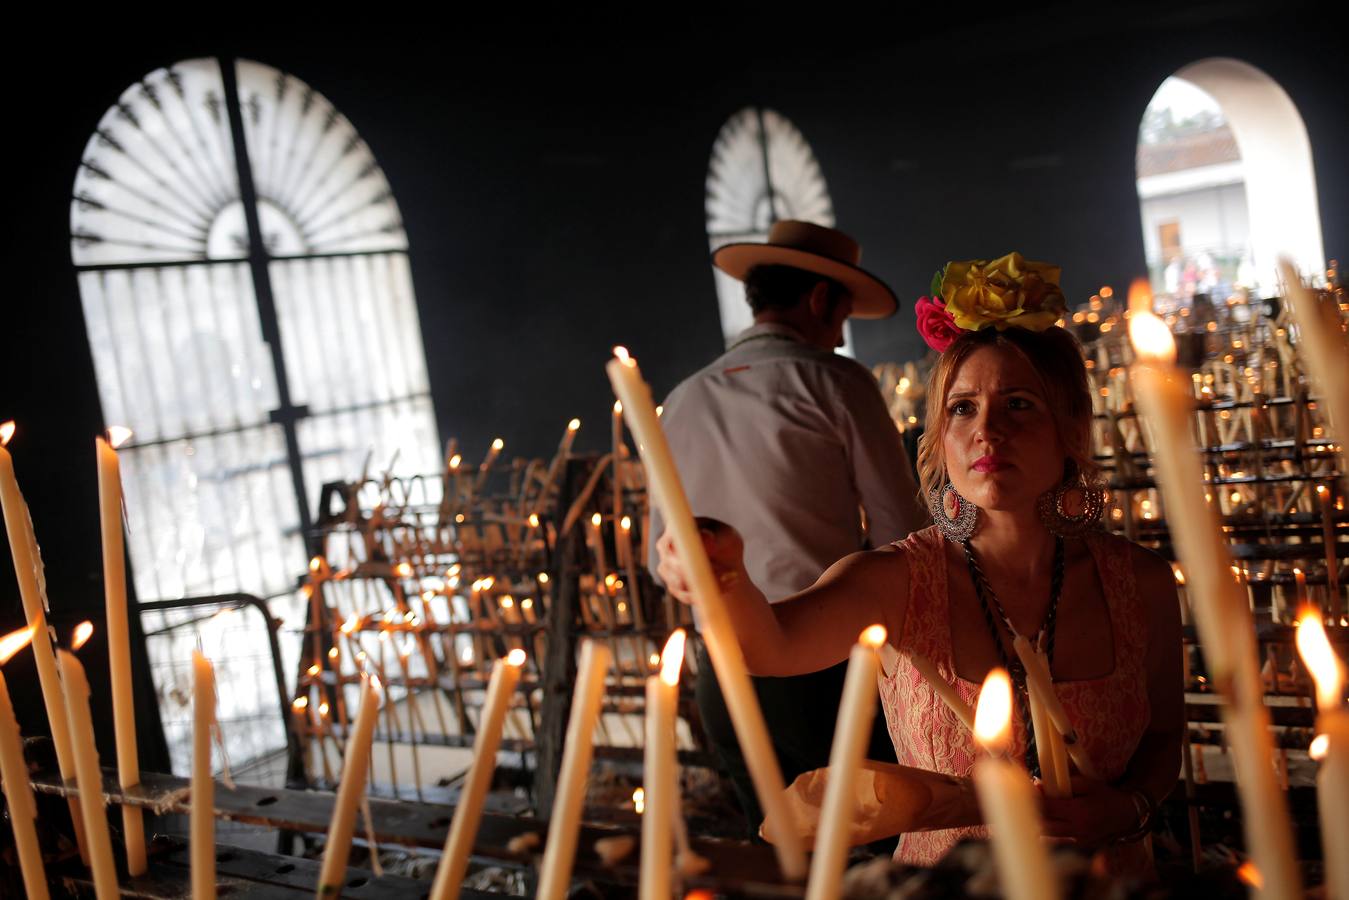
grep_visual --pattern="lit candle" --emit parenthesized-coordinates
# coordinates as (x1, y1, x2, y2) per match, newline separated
(317, 673, 383, 897)
(806, 625, 886, 900)
(1294, 610, 1349, 900)
(0, 423, 89, 862)
(96, 428, 147, 876)
(971, 669, 1058, 900)
(1129, 302, 1301, 899)
(59, 624, 120, 899)
(611, 402, 624, 560)
(292, 696, 314, 779)
(1010, 636, 1092, 783)
(192, 650, 216, 900)
(430, 649, 526, 900)
(537, 640, 614, 900)
(641, 631, 685, 900)
(0, 627, 49, 900)
(1279, 260, 1349, 473)
(906, 651, 975, 732)
(473, 438, 505, 494)
(588, 512, 609, 578)
(606, 347, 806, 879)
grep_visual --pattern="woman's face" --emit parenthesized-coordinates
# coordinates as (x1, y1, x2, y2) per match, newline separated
(941, 344, 1067, 514)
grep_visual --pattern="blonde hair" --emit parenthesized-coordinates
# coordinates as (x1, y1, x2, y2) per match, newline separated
(916, 326, 1097, 499)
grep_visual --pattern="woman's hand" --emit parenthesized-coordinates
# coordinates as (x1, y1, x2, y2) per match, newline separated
(654, 517, 748, 605)
(1039, 777, 1141, 847)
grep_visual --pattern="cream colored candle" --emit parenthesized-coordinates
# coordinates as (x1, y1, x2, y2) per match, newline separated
(473, 438, 505, 494)
(588, 512, 609, 578)
(430, 649, 526, 900)
(192, 650, 216, 900)
(606, 347, 806, 879)
(806, 626, 886, 900)
(1294, 610, 1349, 900)
(1130, 307, 1301, 899)
(906, 651, 975, 732)
(1010, 636, 1096, 780)
(96, 430, 147, 876)
(972, 669, 1058, 900)
(0, 627, 49, 900)
(0, 424, 89, 863)
(59, 630, 120, 900)
(640, 631, 684, 900)
(1279, 259, 1349, 473)
(317, 674, 382, 897)
(536, 640, 613, 900)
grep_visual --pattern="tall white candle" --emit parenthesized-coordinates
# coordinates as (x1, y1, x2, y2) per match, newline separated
(317, 674, 382, 897)
(640, 631, 684, 900)
(606, 347, 806, 879)
(1278, 259, 1349, 474)
(1011, 636, 1090, 783)
(0, 424, 89, 863)
(96, 430, 146, 876)
(1294, 610, 1349, 900)
(972, 669, 1058, 900)
(430, 649, 526, 900)
(537, 640, 614, 900)
(806, 625, 886, 900)
(1129, 307, 1301, 899)
(0, 627, 50, 900)
(192, 650, 216, 900)
(59, 629, 120, 900)
(906, 651, 975, 732)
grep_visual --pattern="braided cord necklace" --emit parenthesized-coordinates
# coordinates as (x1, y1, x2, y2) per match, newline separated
(961, 536, 1065, 777)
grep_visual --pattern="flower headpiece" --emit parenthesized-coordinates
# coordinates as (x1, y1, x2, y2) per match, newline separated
(915, 252, 1068, 353)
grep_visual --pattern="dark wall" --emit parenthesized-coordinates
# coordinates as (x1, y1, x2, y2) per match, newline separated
(2, 4, 1345, 757)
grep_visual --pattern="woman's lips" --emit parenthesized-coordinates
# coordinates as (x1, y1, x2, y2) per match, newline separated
(972, 456, 1011, 473)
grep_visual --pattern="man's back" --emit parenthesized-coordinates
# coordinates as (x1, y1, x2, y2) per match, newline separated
(655, 323, 926, 602)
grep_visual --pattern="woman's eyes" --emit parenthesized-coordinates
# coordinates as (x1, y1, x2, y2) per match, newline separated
(948, 396, 1035, 416)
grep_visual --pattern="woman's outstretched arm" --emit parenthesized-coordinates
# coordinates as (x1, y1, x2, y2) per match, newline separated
(655, 520, 910, 677)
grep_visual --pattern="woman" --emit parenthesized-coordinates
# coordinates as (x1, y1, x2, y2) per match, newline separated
(657, 253, 1182, 876)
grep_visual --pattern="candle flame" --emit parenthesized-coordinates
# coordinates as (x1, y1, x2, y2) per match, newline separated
(0, 626, 35, 665)
(340, 614, 359, 635)
(684, 892, 714, 900)
(613, 346, 634, 366)
(859, 624, 887, 649)
(1173, 566, 1186, 585)
(1236, 861, 1263, 889)
(1126, 278, 1153, 313)
(528, 513, 540, 528)
(649, 652, 661, 668)
(591, 512, 603, 527)
(309, 556, 324, 573)
(396, 562, 413, 578)
(521, 598, 533, 610)
(328, 647, 339, 659)
(491, 438, 504, 451)
(620, 515, 632, 531)
(613, 401, 623, 414)
(567, 418, 581, 432)
(460, 645, 474, 664)
(72, 621, 94, 651)
(448, 563, 462, 576)
(632, 787, 645, 814)
(449, 454, 462, 469)
(1310, 733, 1330, 761)
(538, 572, 550, 584)
(307, 664, 321, 676)
(0, 421, 14, 447)
(318, 701, 330, 716)
(1127, 311, 1177, 364)
(506, 648, 527, 667)
(107, 426, 133, 449)
(974, 668, 1013, 752)
(1295, 607, 1345, 711)
(655, 405, 664, 418)
(660, 629, 687, 686)
(369, 674, 383, 697)
(605, 573, 617, 588)
(293, 696, 308, 711)
(500, 595, 514, 609)
(481, 576, 495, 590)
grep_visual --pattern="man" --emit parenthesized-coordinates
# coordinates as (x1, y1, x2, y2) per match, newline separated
(650, 219, 928, 833)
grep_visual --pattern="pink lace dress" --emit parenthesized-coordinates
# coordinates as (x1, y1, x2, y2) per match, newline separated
(878, 526, 1153, 875)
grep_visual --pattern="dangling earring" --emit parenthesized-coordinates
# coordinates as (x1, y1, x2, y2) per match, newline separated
(1036, 475, 1105, 538)
(930, 482, 977, 542)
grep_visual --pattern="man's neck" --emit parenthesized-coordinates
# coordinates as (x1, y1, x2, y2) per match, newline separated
(753, 310, 830, 350)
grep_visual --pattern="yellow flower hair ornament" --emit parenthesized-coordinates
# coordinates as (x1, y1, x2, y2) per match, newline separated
(915, 252, 1068, 352)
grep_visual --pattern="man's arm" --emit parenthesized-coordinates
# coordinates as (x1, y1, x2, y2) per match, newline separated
(830, 364, 930, 544)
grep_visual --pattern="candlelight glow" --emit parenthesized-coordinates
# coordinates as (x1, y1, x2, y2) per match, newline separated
(632, 787, 645, 814)
(307, 664, 321, 677)
(1236, 861, 1263, 889)
(613, 401, 623, 414)
(591, 512, 603, 527)
(974, 668, 1013, 751)
(107, 426, 133, 449)
(0, 626, 35, 665)
(1295, 608, 1345, 711)
(521, 598, 533, 611)
(482, 576, 495, 590)
(660, 629, 687, 686)
(292, 696, 308, 711)
(340, 614, 359, 635)
(369, 674, 383, 697)
(72, 621, 94, 651)
(449, 454, 462, 469)
(605, 573, 617, 588)
(613, 346, 634, 366)
(396, 562, 413, 578)
(1310, 734, 1330, 761)
(318, 702, 330, 717)
(655, 405, 664, 417)
(309, 556, 324, 573)
(859, 624, 887, 649)
(506, 649, 527, 667)
(538, 572, 550, 584)
(1128, 310, 1177, 364)
(492, 438, 504, 451)
(528, 513, 540, 528)
(328, 647, 339, 660)
(500, 595, 514, 609)
(649, 652, 661, 668)
(1126, 277, 1153, 313)
(0, 421, 13, 446)
(568, 418, 581, 432)
(620, 515, 631, 531)
(1173, 566, 1186, 585)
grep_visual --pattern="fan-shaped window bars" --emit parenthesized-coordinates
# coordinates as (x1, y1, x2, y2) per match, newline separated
(71, 58, 440, 774)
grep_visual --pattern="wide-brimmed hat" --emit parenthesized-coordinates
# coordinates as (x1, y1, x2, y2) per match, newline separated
(712, 220, 898, 319)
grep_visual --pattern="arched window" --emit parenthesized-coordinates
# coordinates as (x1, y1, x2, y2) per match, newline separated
(1136, 58, 1325, 303)
(705, 107, 851, 352)
(72, 58, 440, 771)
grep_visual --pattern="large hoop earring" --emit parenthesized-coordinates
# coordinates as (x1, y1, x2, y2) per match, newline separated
(929, 482, 977, 543)
(1036, 476, 1105, 538)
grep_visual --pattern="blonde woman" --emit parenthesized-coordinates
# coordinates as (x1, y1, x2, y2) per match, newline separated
(657, 254, 1182, 876)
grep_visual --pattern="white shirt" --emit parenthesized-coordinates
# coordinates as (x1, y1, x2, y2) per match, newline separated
(649, 323, 928, 604)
